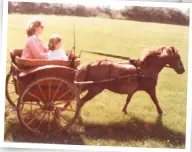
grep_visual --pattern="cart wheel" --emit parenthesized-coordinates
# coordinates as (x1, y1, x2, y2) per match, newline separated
(5, 72, 18, 109)
(17, 77, 80, 135)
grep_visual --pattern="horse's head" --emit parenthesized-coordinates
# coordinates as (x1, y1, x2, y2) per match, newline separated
(161, 46, 185, 74)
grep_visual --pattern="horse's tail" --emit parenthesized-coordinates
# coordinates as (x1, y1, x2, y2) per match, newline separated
(75, 64, 90, 93)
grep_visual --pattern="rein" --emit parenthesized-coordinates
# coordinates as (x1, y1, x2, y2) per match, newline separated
(74, 50, 174, 85)
(79, 50, 130, 60)
(79, 50, 171, 68)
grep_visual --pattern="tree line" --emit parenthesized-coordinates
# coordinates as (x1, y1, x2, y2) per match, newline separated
(8, 2, 189, 26)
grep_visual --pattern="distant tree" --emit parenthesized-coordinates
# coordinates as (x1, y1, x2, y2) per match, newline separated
(19, 2, 37, 14)
(36, 3, 52, 14)
(103, 6, 113, 18)
(75, 5, 88, 16)
(121, 6, 189, 25)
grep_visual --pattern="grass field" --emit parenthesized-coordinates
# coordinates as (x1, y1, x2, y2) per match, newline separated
(4, 14, 189, 148)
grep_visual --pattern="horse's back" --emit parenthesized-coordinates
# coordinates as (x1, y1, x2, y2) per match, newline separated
(76, 59, 138, 81)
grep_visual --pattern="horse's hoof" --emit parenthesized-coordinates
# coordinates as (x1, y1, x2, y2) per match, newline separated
(78, 113, 85, 121)
(80, 113, 85, 119)
(77, 114, 85, 125)
(122, 109, 128, 115)
(159, 111, 165, 115)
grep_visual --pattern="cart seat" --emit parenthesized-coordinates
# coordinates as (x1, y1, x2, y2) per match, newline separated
(15, 56, 80, 69)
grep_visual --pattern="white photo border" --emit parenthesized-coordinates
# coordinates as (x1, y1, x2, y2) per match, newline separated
(0, 0, 192, 152)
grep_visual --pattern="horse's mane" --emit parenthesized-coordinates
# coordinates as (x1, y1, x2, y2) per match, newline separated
(140, 47, 165, 61)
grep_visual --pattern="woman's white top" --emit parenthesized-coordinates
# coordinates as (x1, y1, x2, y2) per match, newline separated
(47, 50, 68, 61)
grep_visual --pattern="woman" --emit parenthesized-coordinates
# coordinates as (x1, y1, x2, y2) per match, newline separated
(21, 19, 48, 59)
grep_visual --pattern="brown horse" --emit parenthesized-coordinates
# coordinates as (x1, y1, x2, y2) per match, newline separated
(75, 46, 185, 115)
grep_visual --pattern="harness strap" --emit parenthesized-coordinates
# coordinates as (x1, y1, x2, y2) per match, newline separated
(75, 60, 157, 86)
(108, 62, 113, 82)
(74, 74, 156, 85)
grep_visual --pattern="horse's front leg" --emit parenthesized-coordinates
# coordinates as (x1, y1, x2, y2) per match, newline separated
(147, 88, 164, 115)
(122, 92, 134, 114)
(78, 87, 103, 122)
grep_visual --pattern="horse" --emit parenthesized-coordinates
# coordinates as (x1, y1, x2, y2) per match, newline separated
(75, 46, 185, 115)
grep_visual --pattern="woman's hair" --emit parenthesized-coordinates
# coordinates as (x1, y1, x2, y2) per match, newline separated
(26, 19, 43, 37)
(48, 34, 62, 50)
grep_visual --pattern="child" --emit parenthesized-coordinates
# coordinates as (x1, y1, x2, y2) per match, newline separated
(47, 34, 68, 61)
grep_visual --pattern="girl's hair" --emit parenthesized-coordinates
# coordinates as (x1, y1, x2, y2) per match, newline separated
(26, 19, 43, 37)
(48, 34, 62, 50)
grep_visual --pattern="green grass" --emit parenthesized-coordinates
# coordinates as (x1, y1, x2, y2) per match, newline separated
(4, 14, 189, 148)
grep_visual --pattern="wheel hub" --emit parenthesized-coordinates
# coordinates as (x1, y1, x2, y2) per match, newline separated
(44, 101, 54, 110)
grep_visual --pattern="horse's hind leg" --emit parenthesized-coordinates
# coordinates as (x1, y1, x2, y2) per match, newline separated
(147, 88, 164, 115)
(122, 92, 134, 114)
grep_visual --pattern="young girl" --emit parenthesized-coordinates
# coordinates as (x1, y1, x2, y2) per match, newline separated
(47, 34, 68, 61)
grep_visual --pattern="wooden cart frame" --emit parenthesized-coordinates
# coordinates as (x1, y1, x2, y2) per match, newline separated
(6, 49, 81, 135)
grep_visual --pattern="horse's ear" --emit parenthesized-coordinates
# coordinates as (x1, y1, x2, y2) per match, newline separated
(166, 47, 173, 56)
(170, 46, 174, 50)
(170, 46, 178, 55)
(161, 47, 169, 56)
(161, 46, 166, 50)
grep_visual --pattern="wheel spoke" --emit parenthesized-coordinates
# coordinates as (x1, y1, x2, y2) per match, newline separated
(48, 79, 52, 101)
(51, 111, 62, 131)
(23, 101, 44, 109)
(66, 93, 75, 108)
(27, 109, 45, 125)
(69, 102, 73, 109)
(30, 101, 32, 119)
(23, 102, 41, 106)
(64, 100, 75, 110)
(13, 97, 19, 102)
(37, 82, 46, 102)
(36, 110, 47, 130)
(54, 101, 75, 112)
(56, 86, 76, 101)
(27, 117, 36, 126)
(36, 102, 44, 109)
(55, 111, 69, 122)
(65, 108, 76, 112)
(22, 107, 42, 114)
(63, 101, 71, 109)
(68, 101, 75, 111)
(47, 111, 51, 133)
(52, 81, 63, 101)
(8, 91, 16, 94)
(27, 91, 43, 103)
(53, 100, 68, 106)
